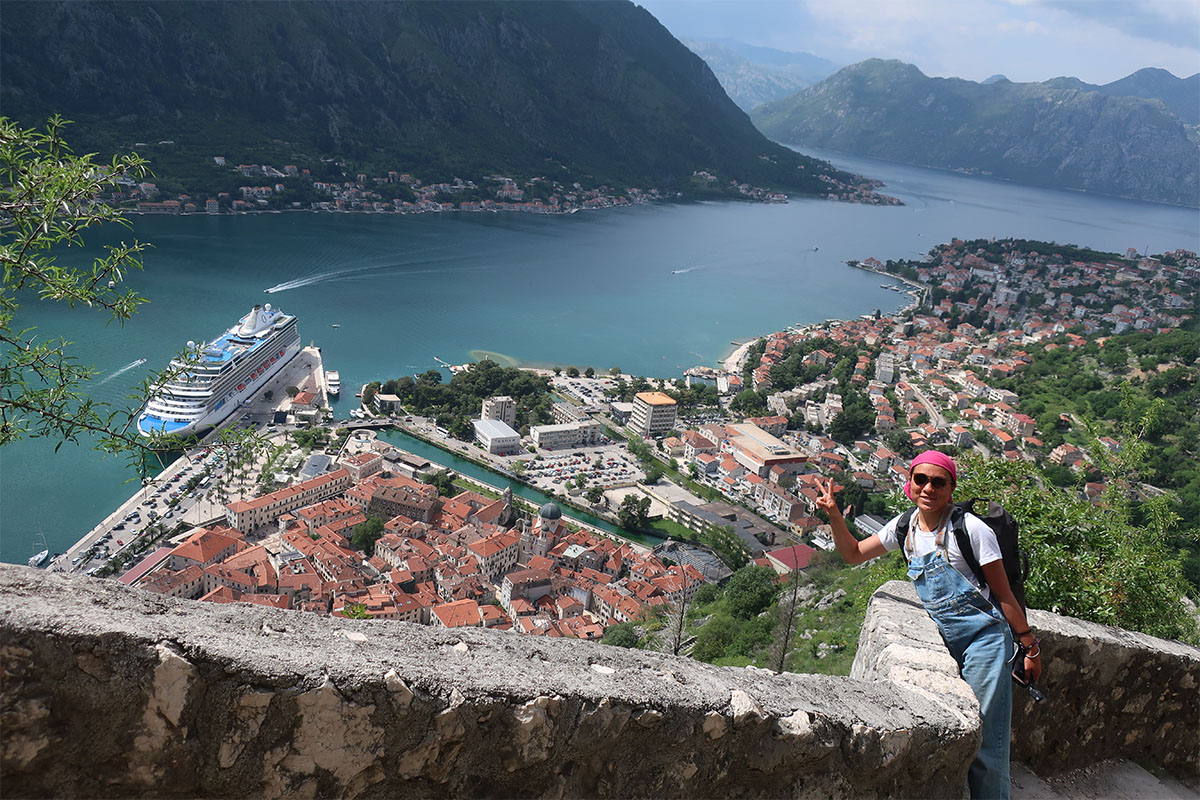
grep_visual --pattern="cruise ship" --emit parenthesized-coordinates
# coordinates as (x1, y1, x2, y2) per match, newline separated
(137, 304, 301, 438)
(326, 370, 341, 397)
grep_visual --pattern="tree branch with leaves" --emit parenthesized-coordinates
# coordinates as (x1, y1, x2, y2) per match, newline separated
(1, 116, 267, 475)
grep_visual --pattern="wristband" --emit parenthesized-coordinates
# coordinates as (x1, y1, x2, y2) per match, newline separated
(1012, 627, 1032, 637)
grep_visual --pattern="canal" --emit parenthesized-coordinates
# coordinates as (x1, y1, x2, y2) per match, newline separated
(379, 428, 659, 547)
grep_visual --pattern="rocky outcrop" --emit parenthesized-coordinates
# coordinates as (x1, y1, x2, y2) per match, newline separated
(1, 566, 1196, 798)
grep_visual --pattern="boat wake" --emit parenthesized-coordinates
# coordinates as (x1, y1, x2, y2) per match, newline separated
(671, 260, 718, 275)
(264, 257, 484, 294)
(98, 358, 147, 385)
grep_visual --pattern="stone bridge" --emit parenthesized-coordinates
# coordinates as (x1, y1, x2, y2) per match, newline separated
(1, 567, 1196, 797)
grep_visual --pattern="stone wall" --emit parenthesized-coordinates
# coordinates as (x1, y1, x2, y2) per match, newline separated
(853, 580, 1200, 778)
(0, 566, 973, 799)
(1, 566, 1196, 798)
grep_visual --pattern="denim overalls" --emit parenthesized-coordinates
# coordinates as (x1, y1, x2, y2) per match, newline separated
(906, 518, 1014, 800)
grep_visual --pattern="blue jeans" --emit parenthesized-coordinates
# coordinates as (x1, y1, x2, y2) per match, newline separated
(908, 549, 1014, 800)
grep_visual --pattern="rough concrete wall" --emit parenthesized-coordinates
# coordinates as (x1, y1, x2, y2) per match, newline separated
(853, 580, 1200, 778)
(1, 566, 975, 799)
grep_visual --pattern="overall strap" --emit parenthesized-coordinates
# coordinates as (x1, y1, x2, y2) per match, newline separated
(897, 507, 951, 561)
(950, 504, 987, 588)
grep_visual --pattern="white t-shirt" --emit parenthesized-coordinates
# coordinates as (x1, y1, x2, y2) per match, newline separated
(877, 510, 1003, 599)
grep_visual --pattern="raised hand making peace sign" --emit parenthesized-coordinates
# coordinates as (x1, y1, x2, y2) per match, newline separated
(814, 476, 839, 517)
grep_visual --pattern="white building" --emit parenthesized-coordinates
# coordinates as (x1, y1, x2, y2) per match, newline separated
(472, 418, 521, 455)
(481, 396, 517, 428)
(530, 420, 602, 450)
(875, 353, 898, 384)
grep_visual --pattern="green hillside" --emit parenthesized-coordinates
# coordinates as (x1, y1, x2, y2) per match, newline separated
(0, 0, 858, 197)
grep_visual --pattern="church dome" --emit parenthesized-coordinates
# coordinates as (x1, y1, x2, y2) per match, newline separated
(539, 502, 562, 521)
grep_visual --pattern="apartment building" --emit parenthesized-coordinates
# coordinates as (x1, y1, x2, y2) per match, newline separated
(480, 395, 517, 427)
(630, 391, 677, 438)
(226, 469, 352, 533)
(530, 420, 601, 450)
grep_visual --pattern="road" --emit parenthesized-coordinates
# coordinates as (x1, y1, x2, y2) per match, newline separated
(908, 383, 948, 429)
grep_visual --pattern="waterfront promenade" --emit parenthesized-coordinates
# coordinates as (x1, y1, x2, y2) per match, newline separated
(50, 345, 330, 575)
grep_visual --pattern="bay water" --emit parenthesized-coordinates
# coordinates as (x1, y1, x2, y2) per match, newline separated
(2, 151, 1197, 563)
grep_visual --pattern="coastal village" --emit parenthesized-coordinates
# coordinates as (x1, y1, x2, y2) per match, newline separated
(98, 238, 1197, 641)
(113, 153, 897, 216)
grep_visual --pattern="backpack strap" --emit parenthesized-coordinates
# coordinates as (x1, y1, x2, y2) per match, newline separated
(893, 508, 916, 561)
(950, 501, 987, 589)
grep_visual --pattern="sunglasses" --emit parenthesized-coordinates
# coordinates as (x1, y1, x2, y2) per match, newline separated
(911, 473, 949, 490)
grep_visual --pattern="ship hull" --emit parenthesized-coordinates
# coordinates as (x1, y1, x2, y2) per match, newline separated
(137, 305, 301, 438)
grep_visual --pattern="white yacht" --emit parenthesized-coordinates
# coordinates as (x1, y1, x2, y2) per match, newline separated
(326, 370, 341, 397)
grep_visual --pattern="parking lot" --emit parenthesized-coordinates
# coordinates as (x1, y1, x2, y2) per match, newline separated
(520, 444, 644, 492)
(53, 448, 228, 574)
(549, 375, 623, 408)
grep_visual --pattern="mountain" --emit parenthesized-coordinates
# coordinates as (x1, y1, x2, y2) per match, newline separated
(683, 39, 840, 111)
(751, 59, 1200, 207)
(1045, 68, 1199, 124)
(0, 0, 857, 198)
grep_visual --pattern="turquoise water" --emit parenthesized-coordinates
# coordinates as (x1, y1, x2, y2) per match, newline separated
(2, 151, 1197, 563)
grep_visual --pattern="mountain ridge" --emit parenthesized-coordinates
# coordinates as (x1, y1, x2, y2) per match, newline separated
(751, 59, 1200, 207)
(0, 0, 863, 199)
(1045, 67, 1198, 124)
(682, 39, 840, 111)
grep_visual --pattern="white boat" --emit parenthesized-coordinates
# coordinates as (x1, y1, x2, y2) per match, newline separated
(28, 532, 48, 568)
(137, 303, 301, 438)
(326, 370, 341, 396)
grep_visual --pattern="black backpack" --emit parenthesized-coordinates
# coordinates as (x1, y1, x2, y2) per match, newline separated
(892, 498, 1028, 612)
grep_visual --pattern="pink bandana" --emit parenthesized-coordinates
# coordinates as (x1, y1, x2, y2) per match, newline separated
(904, 450, 957, 501)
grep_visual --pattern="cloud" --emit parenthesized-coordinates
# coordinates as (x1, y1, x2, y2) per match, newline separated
(802, 0, 1199, 82)
(638, 0, 1199, 83)
(1036, 0, 1200, 51)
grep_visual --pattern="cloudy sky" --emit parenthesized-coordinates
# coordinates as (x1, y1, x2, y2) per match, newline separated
(636, 0, 1200, 84)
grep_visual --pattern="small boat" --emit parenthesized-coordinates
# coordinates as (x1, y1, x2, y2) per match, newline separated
(812, 245, 819, 251)
(330, 323, 341, 328)
(28, 532, 49, 568)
